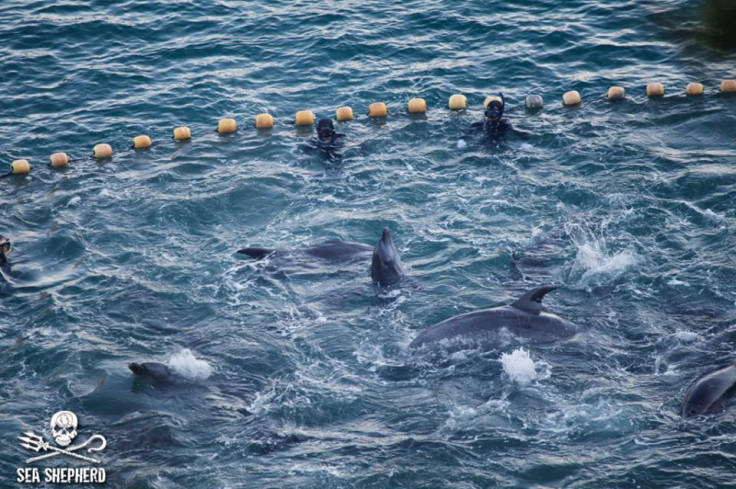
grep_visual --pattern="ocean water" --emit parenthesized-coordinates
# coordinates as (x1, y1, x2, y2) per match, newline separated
(1, 0, 736, 487)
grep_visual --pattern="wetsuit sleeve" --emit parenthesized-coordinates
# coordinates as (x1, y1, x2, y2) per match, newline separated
(461, 122, 483, 139)
(504, 120, 530, 140)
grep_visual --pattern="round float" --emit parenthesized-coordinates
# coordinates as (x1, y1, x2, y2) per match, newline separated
(173, 126, 191, 140)
(132, 135, 152, 149)
(721, 79, 736, 93)
(607, 86, 625, 100)
(562, 90, 581, 106)
(254, 114, 274, 129)
(448, 94, 467, 110)
(686, 83, 704, 96)
(218, 118, 237, 134)
(49, 152, 69, 167)
(368, 102, 388, 117)
(525, 95, 544, 110)
(93, 143, 113, 159)
(407, 98, 427, 114)
(295, 110, 315, 126)
(336, 107, 354, 121)
(10, 159, 31, 174)
(646, 83, 665, 97)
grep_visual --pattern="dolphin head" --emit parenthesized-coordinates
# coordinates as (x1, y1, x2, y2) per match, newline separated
(681, 381, 714, 418)
(128, 363, 147, 375)
(371, 228, 404, 288)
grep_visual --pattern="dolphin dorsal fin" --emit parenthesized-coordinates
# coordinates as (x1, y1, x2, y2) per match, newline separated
(237, 248, 273, 259)
(511, 285, 557, 315)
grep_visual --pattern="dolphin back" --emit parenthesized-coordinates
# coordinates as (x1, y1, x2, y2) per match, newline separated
(681, 363, 736, 418)
(237, 248, 274, 259)
(409, 285, 575, 351)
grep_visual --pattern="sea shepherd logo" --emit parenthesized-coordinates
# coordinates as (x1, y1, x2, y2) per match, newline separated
(16, 411, 107, 484)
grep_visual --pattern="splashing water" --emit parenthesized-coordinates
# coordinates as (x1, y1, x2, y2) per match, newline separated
(168, 349, 213, 381)
(566, 224, 640, 289)
(500, 348, 537, 385)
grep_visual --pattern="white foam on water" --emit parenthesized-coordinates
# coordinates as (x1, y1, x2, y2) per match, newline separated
(673, 330, 698, 342)
(168, 348, 213, 380)
(566, 228, 640, 288)
(67, 196, 82, 207)
(500, 348, 537, 385)
(520, 142, 534, 152)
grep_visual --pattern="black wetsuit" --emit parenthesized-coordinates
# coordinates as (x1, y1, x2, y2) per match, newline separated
(314, 132, 345, 162)
(470, 118, 514, 138)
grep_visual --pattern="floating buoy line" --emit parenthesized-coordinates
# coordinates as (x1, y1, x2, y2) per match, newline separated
(3, 80, 735, 178)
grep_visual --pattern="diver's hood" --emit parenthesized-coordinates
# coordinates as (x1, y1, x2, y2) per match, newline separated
(317, 118, 335, 138)
(485, 92, 505, 119)
(485, 98, 504, 119)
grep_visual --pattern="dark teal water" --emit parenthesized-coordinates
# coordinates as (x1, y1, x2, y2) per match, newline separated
(2, 0, 736, 487)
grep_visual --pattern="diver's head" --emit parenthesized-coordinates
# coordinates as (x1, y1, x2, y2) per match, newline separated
(0, 235, 11, 260)
(485, 101, 504, 122)
(317, 118, 336, 142)
(484, 93, 505, 122)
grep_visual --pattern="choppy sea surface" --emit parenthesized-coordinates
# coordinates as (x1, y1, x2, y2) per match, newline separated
(2, 0, 736, 487)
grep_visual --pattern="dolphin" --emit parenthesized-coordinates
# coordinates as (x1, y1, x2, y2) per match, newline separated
(681, 363, 736, 418)
(238, 241, 372, 261)
(129, 362, 179, 384)
(371, 228, 404, 288)
(237, 228, 405, 288)
(409, 285, 577, 350)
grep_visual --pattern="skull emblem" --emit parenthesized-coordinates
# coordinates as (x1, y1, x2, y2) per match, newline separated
(50, 411, 78, 447)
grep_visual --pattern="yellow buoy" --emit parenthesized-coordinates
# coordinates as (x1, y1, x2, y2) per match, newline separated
(483, 95, 503, 109)
(646, 83, 665, 97)
(218, 118, 237, 134)
(132, 135, 152, 149)
(93, 143, 113, 159)
(49, 152, 69, 167)
(368, 102, 388, 117)
(407, 98, 427, 114)
(10, 159, 31, 174)
(254, 114, 274, 129)
(295, 110, 315, 126)
(720, 79, 736, 93)
(336, 106, 354, 121)
(448, 94, 467, 110)
(607, 86, 625, 100)
(173, 126, 191, 140)
(562, 90, 581, 106)
(686, 83, 704, 96)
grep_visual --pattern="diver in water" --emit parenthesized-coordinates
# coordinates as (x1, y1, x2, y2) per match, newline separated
(317, 118, 344, 146)
(313, 118, 345, 162)
(466, 92, 528, 144)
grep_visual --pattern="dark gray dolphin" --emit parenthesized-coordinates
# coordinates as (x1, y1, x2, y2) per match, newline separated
(681, 363, 736, 418)
(409, 285, 577, 350)
(129, 362, 178, 384)
(237, 241, 372, 260)
(371, 228, 405, 288)
(237, 228, 405, 287)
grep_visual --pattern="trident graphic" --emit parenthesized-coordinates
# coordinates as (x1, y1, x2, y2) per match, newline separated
(19, 411, 107, 464)
(19, 432, 107, 464)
